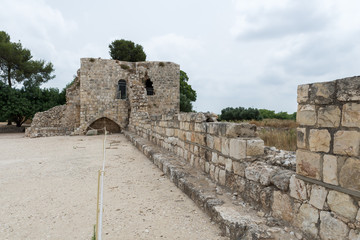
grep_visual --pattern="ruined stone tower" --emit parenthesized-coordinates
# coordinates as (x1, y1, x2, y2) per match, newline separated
(26, 58, 180, 137)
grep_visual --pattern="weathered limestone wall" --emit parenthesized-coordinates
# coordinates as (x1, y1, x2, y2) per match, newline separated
(295, 76, 360, 239)
(77, 59, 179, 134)
(129, 112, 265, 186)
(25, 105, 73, 137)
(64, 74, 81, 130)
(78, 59, 129, 133)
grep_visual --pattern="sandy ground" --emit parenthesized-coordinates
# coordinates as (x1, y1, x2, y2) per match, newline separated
(0, 133, 227, 240)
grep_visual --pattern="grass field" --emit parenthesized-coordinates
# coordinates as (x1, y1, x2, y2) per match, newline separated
(249, 119, 298, 151)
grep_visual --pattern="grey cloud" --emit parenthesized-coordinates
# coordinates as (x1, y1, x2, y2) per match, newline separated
(278, 34, 357, 77)
(234, 2, 331, 40)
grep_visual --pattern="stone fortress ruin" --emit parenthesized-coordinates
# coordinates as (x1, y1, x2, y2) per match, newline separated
(26, 59, 360, 240)
(26, 58, 180, 137)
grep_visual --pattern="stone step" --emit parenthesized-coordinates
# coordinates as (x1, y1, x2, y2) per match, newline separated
(124, 131, 303, 240)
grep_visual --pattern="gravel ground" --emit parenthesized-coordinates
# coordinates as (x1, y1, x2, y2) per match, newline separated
(0, 133, 227, 240)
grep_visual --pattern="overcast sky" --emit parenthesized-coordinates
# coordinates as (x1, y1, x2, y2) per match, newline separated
(1, 0, 360, 114)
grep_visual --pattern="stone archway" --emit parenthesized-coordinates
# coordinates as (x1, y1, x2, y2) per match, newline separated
(87, 117, 121, 134)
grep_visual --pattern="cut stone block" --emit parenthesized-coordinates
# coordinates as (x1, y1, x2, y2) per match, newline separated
(323, 155, 339, 185)
(318, 105, 341, 127)
(339, 157, 360, 192)
(221, 137, 230, 156)
(289, 175, 307, 200)
(297, 104, 316, 126)
(311, 81, 335, 104)
(320, 211, 349, 240)
(342, 102, 360, 127)
(213, 136, 222, 152)
(206, 134, 214, 148)
(309, 129, 331, 153)
(294, 204, 319, 237)
(229, 138, 246, 160)
(296, 150, 322, 180)
(334, 131, 360, 156)
(225, 158, 232, 172)
(309, 185, 328, 210)
(272, 191, 294, 222)
(246, 139, 264, 156)
(337, 76, 360, 101)
(297, 127, 306, 149)
(327, 190, 358, 221)
(297, 84, 309, 103)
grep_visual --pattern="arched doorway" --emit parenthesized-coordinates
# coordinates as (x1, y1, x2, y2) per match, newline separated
(87, 117, 121, 134)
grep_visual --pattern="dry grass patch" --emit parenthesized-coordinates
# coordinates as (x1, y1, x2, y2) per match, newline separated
(258, 128, 297, 151)
(246, 119, 297, 151)
(249, 119, 298, 129)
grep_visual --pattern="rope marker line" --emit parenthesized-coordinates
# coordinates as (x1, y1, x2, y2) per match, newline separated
(96, 127, 107, 240)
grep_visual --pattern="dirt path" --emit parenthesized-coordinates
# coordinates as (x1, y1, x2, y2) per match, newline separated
(0, 133, 226, 240)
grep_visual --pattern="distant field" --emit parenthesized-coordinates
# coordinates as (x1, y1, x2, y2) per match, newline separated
(248, 119, 298, 151)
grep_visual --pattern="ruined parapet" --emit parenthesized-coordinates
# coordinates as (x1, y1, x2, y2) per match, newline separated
(25, 73, 81, 137)
(25, 105, 72, 137)
(128, 111, 265, 186)
(64, 72, 81, 130)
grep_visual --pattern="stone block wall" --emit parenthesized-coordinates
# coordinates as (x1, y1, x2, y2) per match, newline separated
(297, 77, 360, 192)
(25, 105, 73, 137)
(295, 76, 360, 239)
(129, 112, 265, 187)
(127, 86, 360, 239)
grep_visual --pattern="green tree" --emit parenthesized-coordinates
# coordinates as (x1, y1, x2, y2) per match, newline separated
(0, 31, 55, 125)
(0, 31, 55, 88)
(109, 39, 146, 62)
(219, 106, 262, 121)
(0, 81, 66, 127)
(108, 40, 197, 111)
(180, 70, 197, 112)
(259, 109, 297, 120)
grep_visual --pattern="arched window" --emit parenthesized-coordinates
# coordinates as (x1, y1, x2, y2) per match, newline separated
(117, 80, 126, 99)
(145, 79, 154, 95)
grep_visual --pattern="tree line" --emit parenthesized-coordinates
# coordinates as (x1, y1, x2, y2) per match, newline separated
(218, 107, 296, 121)
(0, 82, 66, 126)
